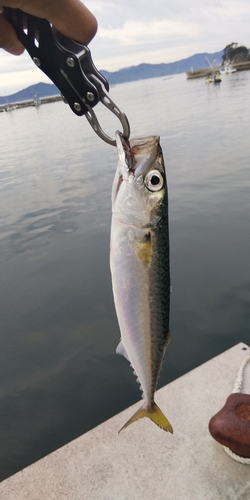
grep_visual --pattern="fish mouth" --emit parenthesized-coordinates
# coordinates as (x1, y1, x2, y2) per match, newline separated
(115, 131, 160, 177)
(115, 131, 135, 176)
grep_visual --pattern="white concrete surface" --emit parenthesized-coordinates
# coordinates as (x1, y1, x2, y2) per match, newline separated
(1, 342, 250, 500)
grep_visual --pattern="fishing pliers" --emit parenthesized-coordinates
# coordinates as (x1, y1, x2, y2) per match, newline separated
(3, 7, 130, 146)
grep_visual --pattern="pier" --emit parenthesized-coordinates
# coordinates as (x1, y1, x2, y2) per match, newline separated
(186, 61, 250, 79)
(0, 94, 63, 113)
(1, 342, 250, 500)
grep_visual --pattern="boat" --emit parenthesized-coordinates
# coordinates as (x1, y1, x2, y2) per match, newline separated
(213, 71, 222, 83)
(32, 95, 41, 107)
(220, 63, 237, 75)
(204, 56, 222, 84)
(205, 75, 213, 84)
(4, 103, 12, 112)
(205, 72, 222, 84)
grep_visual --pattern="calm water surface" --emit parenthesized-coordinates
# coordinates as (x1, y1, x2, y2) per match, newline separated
(0, 71, 250, 479)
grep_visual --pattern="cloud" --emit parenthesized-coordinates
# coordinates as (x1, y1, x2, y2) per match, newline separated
(0, 0, 250, 93)
(89, 0, 250, 70)
(90, 17, 202, 70)
(90, 18, 201, 71)
(96, 19, 200, 45)
(0, 50, 34, 73)
(0, 68, 50, 95)
(0, 51, 50, 95)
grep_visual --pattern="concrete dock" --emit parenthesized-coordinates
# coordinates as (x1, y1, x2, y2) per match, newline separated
(1, 342, 250, 500)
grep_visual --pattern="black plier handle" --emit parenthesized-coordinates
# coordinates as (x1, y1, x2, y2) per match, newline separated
(3, 8, 130, 146)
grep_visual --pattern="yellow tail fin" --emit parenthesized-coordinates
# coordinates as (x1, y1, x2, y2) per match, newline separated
(118, 402, 173, 434)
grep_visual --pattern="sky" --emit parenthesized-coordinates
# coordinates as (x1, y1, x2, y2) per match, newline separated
(0, 0, 250, 95)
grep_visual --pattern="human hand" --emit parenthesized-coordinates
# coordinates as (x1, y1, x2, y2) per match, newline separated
(0, 0, 97, 55)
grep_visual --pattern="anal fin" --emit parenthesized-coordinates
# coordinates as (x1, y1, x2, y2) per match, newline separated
(116, 340, 130, 362)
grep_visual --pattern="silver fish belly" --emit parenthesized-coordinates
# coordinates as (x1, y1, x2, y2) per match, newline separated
(110, 132, 173, 433)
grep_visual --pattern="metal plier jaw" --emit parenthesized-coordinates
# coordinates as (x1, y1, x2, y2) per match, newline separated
(4, 8, 130, 146)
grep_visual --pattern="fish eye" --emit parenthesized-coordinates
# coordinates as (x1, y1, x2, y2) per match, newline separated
(145, 170, 164, 192)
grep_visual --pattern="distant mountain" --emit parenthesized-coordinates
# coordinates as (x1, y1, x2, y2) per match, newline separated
(0, 50, 223, 104)
(101, 51, 223, 85)
(0, 82, 59, 105)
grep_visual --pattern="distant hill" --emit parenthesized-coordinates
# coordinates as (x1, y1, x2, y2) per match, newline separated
(0, 50, 223, 104)
(0, 82, 59, 105)
(101, 51, 223, 84)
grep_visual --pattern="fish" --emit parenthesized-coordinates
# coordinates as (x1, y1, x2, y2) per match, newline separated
(110, 131, 173, 434)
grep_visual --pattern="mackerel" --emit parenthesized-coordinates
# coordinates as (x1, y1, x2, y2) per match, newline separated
(110, 132, 173, 433)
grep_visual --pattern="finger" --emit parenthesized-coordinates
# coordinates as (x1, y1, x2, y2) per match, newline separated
(0, 14, 24, 54)
(1, 0, 98, 44)
(47, 1, 98, 44)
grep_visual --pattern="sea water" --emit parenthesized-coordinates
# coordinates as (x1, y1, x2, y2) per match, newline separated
(0, 71, 250, 479)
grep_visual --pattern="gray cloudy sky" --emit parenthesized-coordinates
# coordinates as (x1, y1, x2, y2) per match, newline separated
(0, 0, 250, 94)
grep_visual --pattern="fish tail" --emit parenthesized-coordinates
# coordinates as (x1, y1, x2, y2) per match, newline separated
(118, 402, 173, 434)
